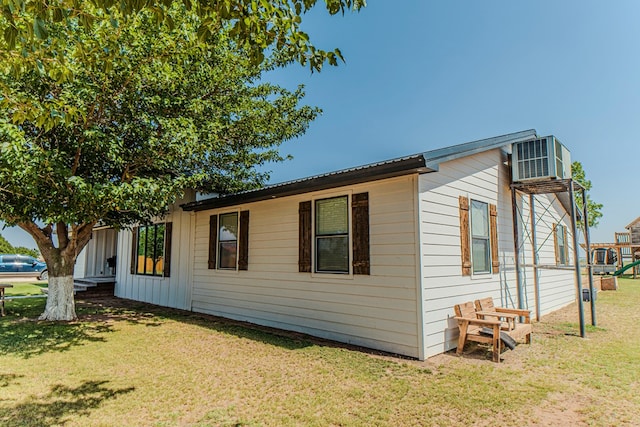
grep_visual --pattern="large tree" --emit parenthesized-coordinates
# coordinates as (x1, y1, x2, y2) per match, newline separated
(0, 4, 334, 320)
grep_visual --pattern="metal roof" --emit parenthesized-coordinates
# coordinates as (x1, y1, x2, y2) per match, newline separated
(182, 154, 432, 211)
(182, 129, 540, 212)
(421, 129, 537, 170)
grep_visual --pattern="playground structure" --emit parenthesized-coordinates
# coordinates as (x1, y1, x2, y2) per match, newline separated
(587, 217, 640, 278)
(591, 247, 618, 275)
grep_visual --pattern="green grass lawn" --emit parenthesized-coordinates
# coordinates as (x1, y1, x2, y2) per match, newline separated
(2, 281, 47, 297)
(1, 279, 639, 426)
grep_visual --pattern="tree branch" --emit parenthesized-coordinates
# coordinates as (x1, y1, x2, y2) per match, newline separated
(56, 222, 69, 250)
(17, 221, 55, 255)
(74, 222, 96, 256)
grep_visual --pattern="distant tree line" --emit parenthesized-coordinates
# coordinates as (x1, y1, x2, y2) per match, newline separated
(0, 233, 40, 258)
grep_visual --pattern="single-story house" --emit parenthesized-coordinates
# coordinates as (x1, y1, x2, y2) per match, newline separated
(80, 129, 580, 360)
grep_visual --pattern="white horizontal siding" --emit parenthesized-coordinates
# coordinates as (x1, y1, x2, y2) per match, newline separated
(419, 149, 508, 357)
(517, 195, 576, 317)
(418, 148, 576, 358)
(191, 176, 421, 358)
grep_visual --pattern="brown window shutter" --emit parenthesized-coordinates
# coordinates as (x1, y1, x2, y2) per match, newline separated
(163, 222, 172, 277)
(459, 196, 471, 276)
(162, 222, 173, 277)
(299, 201, 312, 272)
(352, 192, 370, 275)
(489, 204, 499, 274)
(130, 226, 138, 275)
(238, 210, 250, 271)
(208, 215, 218, 269)
(553, 224, 560, 265)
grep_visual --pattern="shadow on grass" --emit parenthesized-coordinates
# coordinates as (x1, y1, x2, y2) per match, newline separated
(0, 299, 114, 359)
(0, 374, 24, 388)
(91, 297, 316, 350)
(78, 297, 316, 352)
(2, 295, 312, 359)
(4, 294, 387, 361)
(0, 380, 135, 427)
(540, 322, 607, 337)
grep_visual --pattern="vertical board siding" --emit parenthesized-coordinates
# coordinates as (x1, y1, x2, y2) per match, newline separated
(419, 149, 576, 358)
(79, 228, 118, 277)
(114, 206, 192, 310)
(191, 176, 421, 358)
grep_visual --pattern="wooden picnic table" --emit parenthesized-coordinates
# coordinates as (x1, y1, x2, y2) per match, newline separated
(0, 284, 13, 316)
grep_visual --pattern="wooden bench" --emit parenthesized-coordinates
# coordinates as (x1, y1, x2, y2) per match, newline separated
(454, 299, 532, 362)
(475, 297, 531, 334)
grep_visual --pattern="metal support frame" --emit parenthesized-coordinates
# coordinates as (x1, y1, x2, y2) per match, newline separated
(511, 178, 595, 337)
(568, 181, 586, 337)
(529, 194, 541, 322)
(511, 187, 525, 311)
(581, 188, 596, 326)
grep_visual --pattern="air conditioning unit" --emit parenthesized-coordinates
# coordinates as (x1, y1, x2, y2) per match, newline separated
(512, 136, 571, 182)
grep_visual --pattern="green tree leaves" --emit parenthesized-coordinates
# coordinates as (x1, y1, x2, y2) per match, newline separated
(0, 0, 352, 319)
(0, 5, 319, 261)
(0, 0, 365, 73)
(572, 161, 603, 229)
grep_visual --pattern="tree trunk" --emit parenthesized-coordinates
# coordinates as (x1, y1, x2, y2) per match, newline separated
(18, 220, 94, 321)
(39, 253, 77, 321)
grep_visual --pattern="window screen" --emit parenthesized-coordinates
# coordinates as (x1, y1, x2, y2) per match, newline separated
(315, 196, 349, 273)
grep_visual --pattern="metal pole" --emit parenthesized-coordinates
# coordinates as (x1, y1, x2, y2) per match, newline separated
(529, 194, 541, 322)
(511, 186, 524, 310)
(569, 180, 586, 337)
(581, 187, 596, 326)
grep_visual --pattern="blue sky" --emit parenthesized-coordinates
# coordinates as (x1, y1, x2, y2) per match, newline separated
(1, 0, 638, 248)
(262, 0, 640, 244)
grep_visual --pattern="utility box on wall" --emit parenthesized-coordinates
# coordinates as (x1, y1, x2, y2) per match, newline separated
(512, 136, 571, 182)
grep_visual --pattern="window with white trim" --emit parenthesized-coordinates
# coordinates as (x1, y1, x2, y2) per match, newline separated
(315, 196, 349, 273)
(218, 212, 239, 269)
(470, 200, 491, 274)
(208, 211, 250, 271)
(555, 223, 569, 266)
(298, 193, 370, 275)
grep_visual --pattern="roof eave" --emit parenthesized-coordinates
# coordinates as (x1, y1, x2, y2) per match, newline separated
(626, 217, 640, 229)
(182, 155, 433, 212)
(423, 129, 538, 170)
